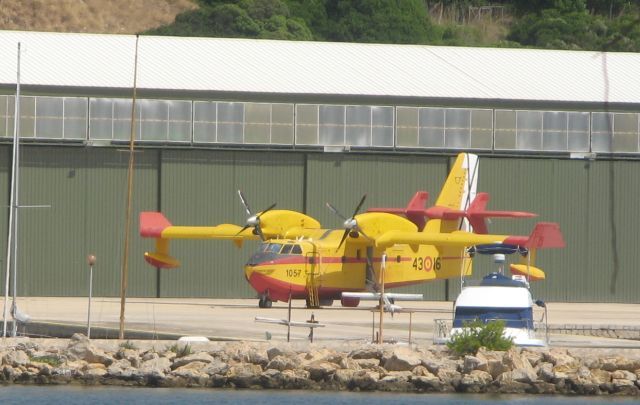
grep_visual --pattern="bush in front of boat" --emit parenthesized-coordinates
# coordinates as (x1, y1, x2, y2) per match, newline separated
(447, 319, 514, 356)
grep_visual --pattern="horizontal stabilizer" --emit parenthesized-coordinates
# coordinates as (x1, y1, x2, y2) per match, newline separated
(254, 317, 325, 328)
(140, 212, 172, 238)
(144, 252, 180, 269)
(505, 222, 565, 249)
(510, 264, 545, 281)
(341, 292, 423, 301)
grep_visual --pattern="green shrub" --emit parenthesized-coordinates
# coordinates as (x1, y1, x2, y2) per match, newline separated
(447, 320, 514, 356)
(119, 340, 138, 350)
(29, 355, 62, 367)
(167, 343, 192, 358)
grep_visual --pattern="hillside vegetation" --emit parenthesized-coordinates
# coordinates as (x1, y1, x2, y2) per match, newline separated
(146, 0, 640, 52)
(0, 0, 196, 34)
(0, 0, 638, 51)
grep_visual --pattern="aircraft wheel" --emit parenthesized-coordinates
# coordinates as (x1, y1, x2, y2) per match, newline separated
(340, 296, 360, 308)
(319, 298, 334, 307)
(258, 296, 273, 308)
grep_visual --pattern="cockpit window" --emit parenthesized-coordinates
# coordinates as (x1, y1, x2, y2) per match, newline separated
(266, 243, 283, 253)
(281, 244, 293, 254)
(291, 245, 302, 254)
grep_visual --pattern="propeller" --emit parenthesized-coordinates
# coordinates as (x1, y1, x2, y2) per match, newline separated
(236, 190, 276, 241)
(326, 194, 370, 249)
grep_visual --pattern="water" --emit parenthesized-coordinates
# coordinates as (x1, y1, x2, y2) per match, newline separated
(0, 386, 638, 405)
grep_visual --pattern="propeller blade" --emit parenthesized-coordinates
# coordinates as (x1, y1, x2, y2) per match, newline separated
(256, 203, 277, 219)
(337, 229, 350, 250)
(236, 224, 251, 236)
(352, 194, 367, 217)
(326, 202, 347, 221)
(255, 225, 266, 241)
(237, 190, 252, 216)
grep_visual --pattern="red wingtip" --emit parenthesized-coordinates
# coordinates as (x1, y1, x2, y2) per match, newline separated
(140, 212, 172, 238)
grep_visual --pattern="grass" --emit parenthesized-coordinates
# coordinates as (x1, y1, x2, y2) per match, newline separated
(167, 343, 192, 358)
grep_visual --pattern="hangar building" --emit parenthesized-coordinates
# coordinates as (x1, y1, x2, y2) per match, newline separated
(0, 31, 639, 303)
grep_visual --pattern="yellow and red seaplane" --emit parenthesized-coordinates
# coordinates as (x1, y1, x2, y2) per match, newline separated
(140, 153, 564, 308)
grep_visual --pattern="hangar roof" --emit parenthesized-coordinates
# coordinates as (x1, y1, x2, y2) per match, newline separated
(0, 30, 639, 106)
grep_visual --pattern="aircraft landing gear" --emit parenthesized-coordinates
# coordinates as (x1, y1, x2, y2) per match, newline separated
(258, 296, 273, 308)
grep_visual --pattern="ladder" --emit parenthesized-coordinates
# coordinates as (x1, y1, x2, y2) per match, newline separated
(306, 253, 320, 308)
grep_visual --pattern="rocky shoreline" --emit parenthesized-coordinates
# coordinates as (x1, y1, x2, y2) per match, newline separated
(1, 334, 639, 396)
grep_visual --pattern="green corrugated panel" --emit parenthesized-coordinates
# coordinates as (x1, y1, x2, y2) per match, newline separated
(449, 157, 640, 303)
(305, 153, 450, 300)
(17, 146, 157, 297)
(0, 146, 8, 290)
(158, 149, 305, 298)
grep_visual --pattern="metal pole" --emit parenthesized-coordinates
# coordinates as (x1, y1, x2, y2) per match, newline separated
(119, 34, 140, 339)
(4, 43, 21, 338)
(86, 255, 96, 338)
(287, 289, 292, 342)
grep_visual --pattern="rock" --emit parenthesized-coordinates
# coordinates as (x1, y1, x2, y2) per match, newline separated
(590, 368, 611, 385)
(227, 364, 262, 388)
(305, 361, 337, 381)
(350, 369, 379, 391)
(476, 348, 507, 378)
(140, 356, 171, 377)
(614, 358, 640, 372)
(459, 370, 492, 393)
(503, 348, 533, 372)
(334, 368, 355, 387)
(266, 347, 287, 361)
(246, 349, 269, 367)
(266, 355, 299, 371)
(279, 369, 313, 390)
(349, 346, 382, 360)
(436, 368, 461, 389)
(141, 352, 158, 362)
(172, 361, 209, 382)
(106, 359, 139, 380)
(3, 350, 29, 367)
(612, 370, 637, 381)
(355, 358, 380, 369)
(382, 347, 422, 372)
(67, 339, 113, 366)
(463, 355, 487, 373)
(339, 357, 361, 370)
(543, 348, 579, 369)
(412, 374, 443, 392)
(612, 378, 639, 395)
(521, 350, 544, 368)
(376, 372, 412, 392)
(172, 352, 214, 369)
(202, 359, 229, 376)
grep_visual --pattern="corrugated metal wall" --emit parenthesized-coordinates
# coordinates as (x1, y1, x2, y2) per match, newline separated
(159, 150, 305, 298)
(449, 157, 640, 303)
(1, 145, 638, 303)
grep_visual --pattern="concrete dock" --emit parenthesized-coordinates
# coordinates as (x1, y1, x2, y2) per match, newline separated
(2, 297, 638, 348)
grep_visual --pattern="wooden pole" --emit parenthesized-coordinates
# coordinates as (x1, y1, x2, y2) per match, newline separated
(287, 289, 292, 342)
(119, 35, 139, 339)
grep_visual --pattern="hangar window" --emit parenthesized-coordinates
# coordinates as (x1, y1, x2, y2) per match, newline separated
(217, 102, 244, 143)
(591, 112, 613, 153)
(271, 103, 294, 145)
(516, 111, 542, 150)
(445, 108, 470, 149)
(419, 108, 445, 148)
(193, 101, 217, 143)
(395, 107, 419, 147)
(613, 113, 639, 153)
(372, 106, 394, 147)
(542, 111, 567, 152)
(470, 109, 493, 149)
(346, 105, 370, 146)
(295, 104, 319, 145)
(567, 112, 590, 152)
(319, 105, 345, 146)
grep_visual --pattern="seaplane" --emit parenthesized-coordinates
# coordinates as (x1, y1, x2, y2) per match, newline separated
(139, 153, 565, 309)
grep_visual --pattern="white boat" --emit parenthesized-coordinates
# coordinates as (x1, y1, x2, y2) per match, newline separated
(434, 272, 548, 347)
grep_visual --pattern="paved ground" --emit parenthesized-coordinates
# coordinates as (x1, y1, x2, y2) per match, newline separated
(5, 297, 640, 348)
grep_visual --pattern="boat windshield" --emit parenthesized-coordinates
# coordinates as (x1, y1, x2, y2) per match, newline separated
(453, 306, 533, 329)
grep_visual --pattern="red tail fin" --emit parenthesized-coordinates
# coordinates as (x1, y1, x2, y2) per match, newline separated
(368, 191, 429, 230)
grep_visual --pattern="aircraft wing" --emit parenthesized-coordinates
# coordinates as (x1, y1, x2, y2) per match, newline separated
(376, 222, 565, 250)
